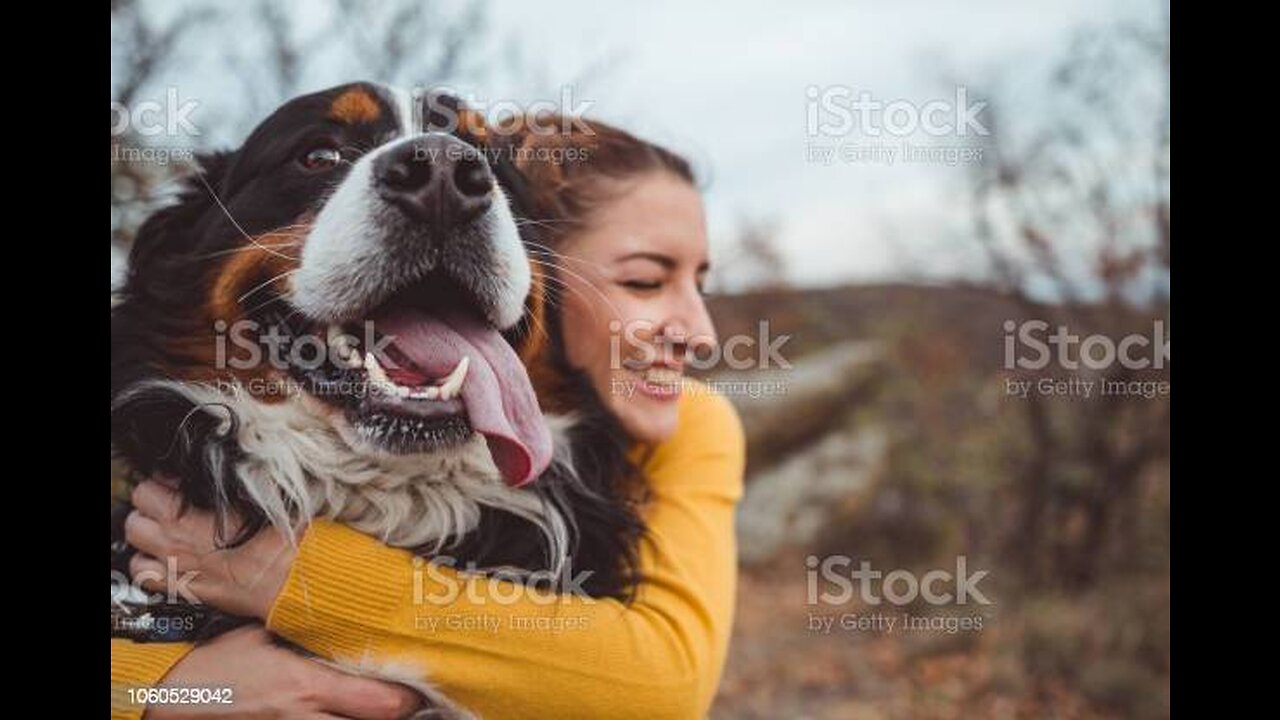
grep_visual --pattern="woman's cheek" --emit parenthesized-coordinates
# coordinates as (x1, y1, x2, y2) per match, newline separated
(562, 291, 626, 403)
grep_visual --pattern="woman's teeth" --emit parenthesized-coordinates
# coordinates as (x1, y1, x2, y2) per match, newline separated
(361, 346, 469, 401)
(642, 367, 682, 387)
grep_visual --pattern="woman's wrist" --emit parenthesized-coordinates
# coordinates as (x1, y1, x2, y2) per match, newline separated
(243, 522, 303, 620)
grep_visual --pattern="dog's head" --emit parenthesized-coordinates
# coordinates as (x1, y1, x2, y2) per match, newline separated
(114, 82, 551, 489)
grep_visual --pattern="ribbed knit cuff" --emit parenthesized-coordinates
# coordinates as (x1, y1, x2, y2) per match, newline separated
(266, 519, 415, 659)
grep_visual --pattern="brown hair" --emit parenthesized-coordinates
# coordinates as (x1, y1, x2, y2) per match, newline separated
(500, 114, 695, 249)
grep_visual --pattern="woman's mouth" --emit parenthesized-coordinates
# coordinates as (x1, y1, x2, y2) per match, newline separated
(635, 366, 683, 401)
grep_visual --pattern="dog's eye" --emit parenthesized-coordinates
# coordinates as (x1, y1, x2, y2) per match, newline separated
(299, 145, 342, 171)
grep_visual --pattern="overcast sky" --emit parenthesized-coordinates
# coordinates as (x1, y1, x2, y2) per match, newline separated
(120, 0, 1165, 289)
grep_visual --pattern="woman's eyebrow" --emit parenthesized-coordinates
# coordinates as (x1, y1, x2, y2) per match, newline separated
(617, 251, 676, 269)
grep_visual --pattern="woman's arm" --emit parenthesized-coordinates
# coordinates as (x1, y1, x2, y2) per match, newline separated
(111, 639, 195, 720)
(266, 384, 744, 718)
(111, 627, 423, 720)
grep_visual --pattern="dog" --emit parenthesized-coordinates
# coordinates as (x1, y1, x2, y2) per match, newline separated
(110, 82, 643, 716)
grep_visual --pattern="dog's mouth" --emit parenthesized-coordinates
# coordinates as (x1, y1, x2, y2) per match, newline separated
(259, 273, 550, 487)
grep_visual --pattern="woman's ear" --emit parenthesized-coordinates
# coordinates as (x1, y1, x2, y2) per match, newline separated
(126, 150, 232, 281)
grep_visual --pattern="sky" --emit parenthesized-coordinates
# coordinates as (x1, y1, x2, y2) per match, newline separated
(117, 0, 1166, 290)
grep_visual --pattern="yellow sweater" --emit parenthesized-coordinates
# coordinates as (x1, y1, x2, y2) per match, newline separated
(111, 381, 744, 719)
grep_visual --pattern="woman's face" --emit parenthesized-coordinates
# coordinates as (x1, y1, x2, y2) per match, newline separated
(558, 170, 717, 444)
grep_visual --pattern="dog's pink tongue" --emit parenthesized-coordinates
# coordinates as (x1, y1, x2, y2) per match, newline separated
(372, 307, 551, 487)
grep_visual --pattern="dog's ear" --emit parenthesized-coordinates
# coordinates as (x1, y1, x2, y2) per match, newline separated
(126, 150, 233, 280)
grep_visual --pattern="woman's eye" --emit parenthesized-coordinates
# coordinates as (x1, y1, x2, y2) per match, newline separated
(299, 145, 342, 171)
(621, 280, 662, 291)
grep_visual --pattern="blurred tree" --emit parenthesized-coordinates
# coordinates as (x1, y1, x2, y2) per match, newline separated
(968, 17, 1170, 588)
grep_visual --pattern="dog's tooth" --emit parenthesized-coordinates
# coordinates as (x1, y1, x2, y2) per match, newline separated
(364, 355, 397, 397)
(328, 325, 364, 368)
(438, 356, 470, 401)
(407, 386, 440, 400)
(364, 352, 389, 383)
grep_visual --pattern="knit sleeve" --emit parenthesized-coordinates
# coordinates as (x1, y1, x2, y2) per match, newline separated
(266, 381, 745, 718)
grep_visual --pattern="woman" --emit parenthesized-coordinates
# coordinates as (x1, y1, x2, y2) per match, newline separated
(112, 116, 744, 719)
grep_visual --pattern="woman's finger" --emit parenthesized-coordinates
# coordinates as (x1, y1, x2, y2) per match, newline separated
(122, 510, 168, 557)
(313, 667, 422, 720)
(131, 480, 183, 522)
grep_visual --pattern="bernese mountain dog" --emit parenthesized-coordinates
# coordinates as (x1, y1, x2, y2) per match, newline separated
(111, 82, 643, 715)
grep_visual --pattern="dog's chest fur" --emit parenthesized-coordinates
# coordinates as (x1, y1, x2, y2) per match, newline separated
(138, 380, 563, 554)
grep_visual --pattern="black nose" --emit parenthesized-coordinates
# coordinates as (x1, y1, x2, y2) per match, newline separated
(374, 134, 493, 226)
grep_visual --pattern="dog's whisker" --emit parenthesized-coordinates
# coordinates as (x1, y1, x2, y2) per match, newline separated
(525, 242, 619, 275)
(527, 269, 612, 326)
(513, 297, 553, 346)
(236, 269, 300, 304)
(193, 173, 301, 263)
(526, 258, 623, 321)
(190, 243, 302, 262)
(516, 218, 587, 229)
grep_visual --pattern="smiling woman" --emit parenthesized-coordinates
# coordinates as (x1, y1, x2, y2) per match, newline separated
(112, 108, 745, 720)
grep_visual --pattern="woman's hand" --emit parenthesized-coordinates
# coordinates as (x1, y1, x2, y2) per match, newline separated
(143, 625, 423, 719)
(125, 479, 295, 620)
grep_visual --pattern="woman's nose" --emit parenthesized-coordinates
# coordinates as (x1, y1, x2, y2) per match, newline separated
(663, 299, 717, 356)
